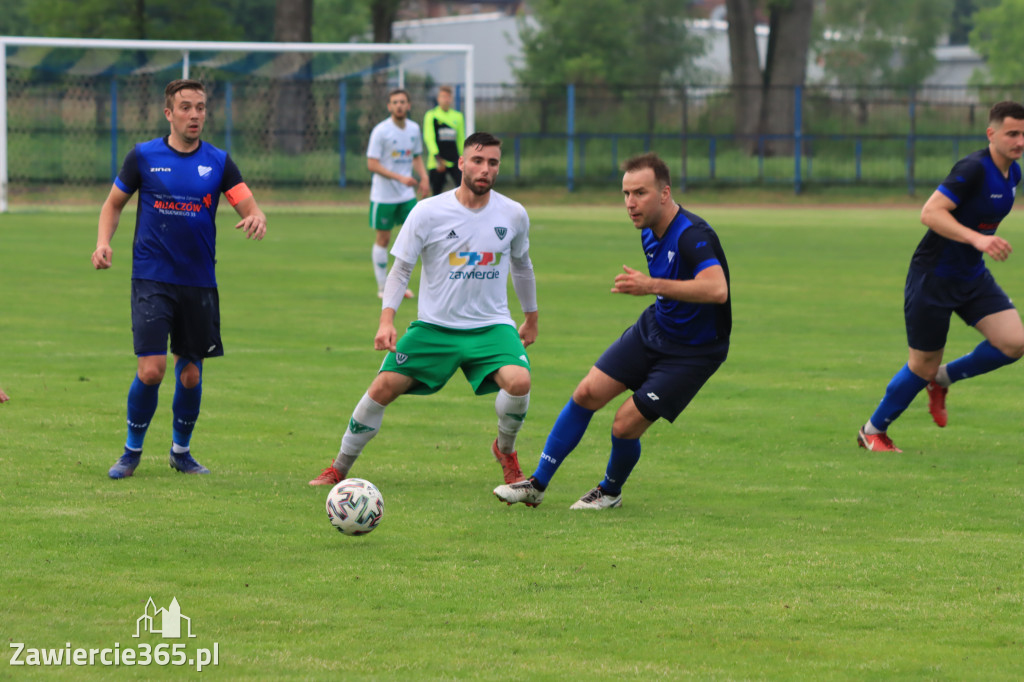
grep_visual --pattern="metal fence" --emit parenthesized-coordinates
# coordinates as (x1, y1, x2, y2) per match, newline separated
(7, 70, 1024, 201)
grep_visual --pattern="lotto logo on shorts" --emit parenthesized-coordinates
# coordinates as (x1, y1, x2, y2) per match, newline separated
(448, 252, 502, 266)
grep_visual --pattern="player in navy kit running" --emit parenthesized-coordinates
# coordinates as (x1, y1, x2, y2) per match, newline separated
(493, 152, 730, 509)
(858, 101, 1024, 452)
(93, 79, 267, 478)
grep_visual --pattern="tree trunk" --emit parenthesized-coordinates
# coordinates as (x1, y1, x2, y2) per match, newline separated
(366, 0, 403, 132)
(760, 0, 814, 155)
(726, 0, 814, 156)
(272, 0, 313, 155)
(725, 0, 762, 151)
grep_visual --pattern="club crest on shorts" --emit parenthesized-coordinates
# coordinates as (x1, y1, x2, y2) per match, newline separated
(395, 352, 409, 365)
(494, 226, 508, 240)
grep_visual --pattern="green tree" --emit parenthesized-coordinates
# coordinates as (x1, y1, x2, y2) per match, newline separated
(515, 0, 705, 87)
(22, 0, 249, 40)
(813, 0, 953, 88)
(312, 0, 370, 42)
(0, 0, 34, 36)
(969, 0, 1024, 83)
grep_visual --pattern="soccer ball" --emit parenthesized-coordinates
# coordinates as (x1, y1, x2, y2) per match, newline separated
(325, 478, 385, 536)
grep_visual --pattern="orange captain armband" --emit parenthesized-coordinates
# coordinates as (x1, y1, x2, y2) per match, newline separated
(224, 182, 253, 207)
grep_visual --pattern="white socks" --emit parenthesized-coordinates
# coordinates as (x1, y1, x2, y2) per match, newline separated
(372, 244, 389, 292)
(337, 392, 386, 470)
(495, 389, 529, 453)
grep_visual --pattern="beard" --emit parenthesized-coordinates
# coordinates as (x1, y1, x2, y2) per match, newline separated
(464, 176, 493, 196)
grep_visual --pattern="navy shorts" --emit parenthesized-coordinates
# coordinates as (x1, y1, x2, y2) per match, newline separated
(594, 323, 725, 423)
(904, 267, 1014, 352)
(131, 279, 223, 361)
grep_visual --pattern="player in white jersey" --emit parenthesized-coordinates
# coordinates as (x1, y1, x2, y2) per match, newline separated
(366, 89, 429, 298)
(311, 132, 539, 489)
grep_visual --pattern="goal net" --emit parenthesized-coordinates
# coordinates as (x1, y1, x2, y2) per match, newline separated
(0, 37, 474, 210)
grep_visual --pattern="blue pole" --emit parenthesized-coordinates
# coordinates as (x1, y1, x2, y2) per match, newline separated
(224, 81, 233, 155)
(793, 85, 803, 195)
(567, 83, 575, 192)
(110, 78, 118, 182)
(339, 80, 348, 188)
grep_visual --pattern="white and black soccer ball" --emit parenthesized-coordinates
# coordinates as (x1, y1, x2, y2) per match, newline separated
(325, 478, 385, 536)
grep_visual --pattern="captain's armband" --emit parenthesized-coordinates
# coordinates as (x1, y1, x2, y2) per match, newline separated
(225, 182, 253, 207)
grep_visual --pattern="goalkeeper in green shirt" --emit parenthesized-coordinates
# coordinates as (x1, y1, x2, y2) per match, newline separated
(423, 85, 465, 195)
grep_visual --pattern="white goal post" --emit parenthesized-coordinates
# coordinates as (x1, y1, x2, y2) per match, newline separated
(0, 36, 475, 212)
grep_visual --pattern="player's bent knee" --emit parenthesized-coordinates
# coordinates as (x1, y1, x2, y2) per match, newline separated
(998, 338, 1024, 360)
(503, 373, 531, 396)
(906, 359, 940, 382)
(368, 372, 411, 405)
(611, 406, 654, 440)
(137, 360, 166, 385)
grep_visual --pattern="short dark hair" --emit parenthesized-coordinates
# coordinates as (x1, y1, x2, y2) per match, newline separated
(165, 79, 205, 110)
(463, 131, 502, 150)
(438, 85, 453, 95)
(387, 88, 410, 102)
(622, 152, 670, 188)
(989, 101, 1024, 127)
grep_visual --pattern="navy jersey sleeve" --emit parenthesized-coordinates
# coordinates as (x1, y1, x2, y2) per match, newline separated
(219, 154, 244, 194)
(937, 154, 984, 206)
(677, 222, 722, 278)
(113, 147, 141, 195)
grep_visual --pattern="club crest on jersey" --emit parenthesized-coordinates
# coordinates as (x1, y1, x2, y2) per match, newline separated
(395, 352, 409, 365)
(197, 165, 213, 178)
(494, 226, 508, 240)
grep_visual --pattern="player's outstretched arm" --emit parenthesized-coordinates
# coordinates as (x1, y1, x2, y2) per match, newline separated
(367, 157, 417, 188)
(612, 264, 728, 303)
(92, 185, 132, 269)
(921, 190, 1012, 261)
(232, 196, 267, 241)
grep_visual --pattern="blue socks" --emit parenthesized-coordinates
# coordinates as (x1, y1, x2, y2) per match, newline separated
(532, 399, 595, 488)
(125, 360, 203, 452)
(125, 374, 160, 450)
(531, 399, 643, 496)
(868, 363, 928, 432)
(172, 361, 202, 450)
(946, 340, 1017, 383)
(599, 436, 641, 496)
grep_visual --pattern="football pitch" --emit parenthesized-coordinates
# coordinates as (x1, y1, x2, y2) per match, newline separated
(2, 200, 1023, 680)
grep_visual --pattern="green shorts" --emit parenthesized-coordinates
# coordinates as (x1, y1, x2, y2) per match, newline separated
(380, 321, 530, 396)
(369, 198, 417, 231)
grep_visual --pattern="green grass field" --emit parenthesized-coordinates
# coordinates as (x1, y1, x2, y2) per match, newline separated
(2, 198, 1023, 680)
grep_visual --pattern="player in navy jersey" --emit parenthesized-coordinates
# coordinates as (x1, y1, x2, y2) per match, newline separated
(92, 79, 267, 478)
(493, 152, 730, 509)
(858, 100, 1024, 452)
